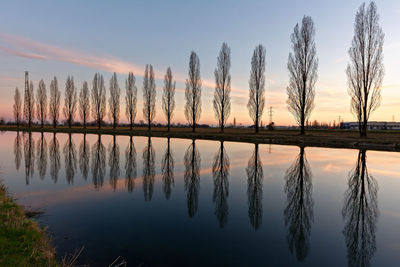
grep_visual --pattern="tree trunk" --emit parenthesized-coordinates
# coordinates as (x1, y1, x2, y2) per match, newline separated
(361, 102, 368, 137)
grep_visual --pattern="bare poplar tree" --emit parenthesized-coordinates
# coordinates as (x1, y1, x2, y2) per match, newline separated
(13, 87, 22, 127)
(49, 76, 60, 128)
(125, 72, 137, 130)
(91, 73, 106, 129)
(248, 44, 266, 133)
(246, 143, 263, 229)
(23, 73, 34, 127)
(284, 147, 313, 261)
(142, 64, 156, 130)
(287, 16, 318, 135)
(108, 72, 120, 129)
(342, 150, 378, 266)
(36, 79, 47, 128)
(79, 81, 90, 128)
(214, 42, 231, 133)
(185, 51, 202, 132)
(162, 67, 176, 131)
(63, 76, 77, 128)
(347, 1, 384, 137)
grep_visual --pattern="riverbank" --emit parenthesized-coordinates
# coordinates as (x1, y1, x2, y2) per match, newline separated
(0, 182, 57, 266)
(1, 125, 400, 152)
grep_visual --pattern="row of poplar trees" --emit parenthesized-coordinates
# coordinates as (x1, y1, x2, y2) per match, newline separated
(12, 1, 384, 137)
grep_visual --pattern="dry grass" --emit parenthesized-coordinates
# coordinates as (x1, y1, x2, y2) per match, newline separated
(0, 183, 57, 266)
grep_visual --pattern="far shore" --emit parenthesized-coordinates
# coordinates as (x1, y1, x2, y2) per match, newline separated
(1, 125, 400, 152)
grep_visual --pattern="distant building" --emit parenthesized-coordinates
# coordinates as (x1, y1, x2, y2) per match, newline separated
(340, 121, 400, 130)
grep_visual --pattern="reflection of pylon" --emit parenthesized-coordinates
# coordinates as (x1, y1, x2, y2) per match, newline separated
(268, 106, 273, 124)
(268, 143, 272, 154)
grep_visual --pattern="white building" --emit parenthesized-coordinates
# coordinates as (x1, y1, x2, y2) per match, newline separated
(340, 121, 400, 130)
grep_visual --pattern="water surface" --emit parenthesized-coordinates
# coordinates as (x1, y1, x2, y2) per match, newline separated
(1, 131, 400, 266)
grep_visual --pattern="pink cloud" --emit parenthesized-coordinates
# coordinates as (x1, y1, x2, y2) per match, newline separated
(0, 32, 249, 96)
(0, 32, 144, 75)
(0, 46, 47, 60)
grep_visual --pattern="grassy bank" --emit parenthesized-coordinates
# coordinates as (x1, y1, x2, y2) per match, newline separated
(0, 182, 57, 266)
(1, 125, 400, 151)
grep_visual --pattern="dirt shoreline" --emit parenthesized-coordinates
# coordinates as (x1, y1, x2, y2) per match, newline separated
(1, 125, 400, 152)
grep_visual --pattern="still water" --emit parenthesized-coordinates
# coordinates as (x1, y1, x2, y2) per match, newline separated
(1, 131, 400, 266)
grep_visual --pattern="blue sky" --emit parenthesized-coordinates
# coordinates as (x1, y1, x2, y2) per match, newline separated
(0, 0, 399, 125)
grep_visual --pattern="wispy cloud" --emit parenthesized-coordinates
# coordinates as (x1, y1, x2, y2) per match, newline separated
(0, 46, 47, 60)
(0, 32, 249, 96)
(0, 32, 144, 75)
(335, 55, 347, 64)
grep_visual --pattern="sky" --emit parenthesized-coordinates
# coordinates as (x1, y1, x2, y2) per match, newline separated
(0, 0, 399, 126)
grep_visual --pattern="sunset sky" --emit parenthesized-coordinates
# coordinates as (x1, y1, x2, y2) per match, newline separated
(0, 0, 399, 126)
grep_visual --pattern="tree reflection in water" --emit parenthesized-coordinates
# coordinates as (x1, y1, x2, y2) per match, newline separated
(142, 137, 155, 201)
(63, 133, 76, 184)
(79, 133, 90, 180)
(108, 135, 120, 191)
(162, 138, 174, 200)
(49, 133, 60, 183)
(284, 147, 313, 262)
(23, 132, 35, 185)
(14, 131, 22, 171)
(342, 150, 378, 267)
(246, 143, 263, 230)
(184, 139, 201, 218)
(125, 136, 137, 193)
(91, 135, 106, 190)
(212, 141, 229, 228)
(36, 132, 47, 180)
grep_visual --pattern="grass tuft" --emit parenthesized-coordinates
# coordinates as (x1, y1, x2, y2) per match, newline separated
(0, 183, 57, 266)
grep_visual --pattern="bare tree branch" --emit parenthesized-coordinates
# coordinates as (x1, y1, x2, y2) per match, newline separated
(246, 143, 263, 230)
(23, 72, 34, 127)
(79, 81, 90, 128)
(184, 139, 201, 217)
(142, 65, 156, 130)
(13, 87, 22, 127)
(36, 79, 47, 128)
(214, 43, 231, 133)
(185, 51, 202, 132)
(342, 150, 378, 267)
(49, 76, 60, 128)
(212, 141, 230, 227)
(108, 72, 120, 129)
(142, 137, 155, 201)
(347, 1, 384, 137)
(63, 76, 77, 128)
(125, 72, 137, 130)
(284, 147, 313, 261)
(91, 73, 106, 129)
(248, 45, 266, 133)
(287, 16, 318, 135)
(162, 138, 174, 199)
(162, 67, 176, 131)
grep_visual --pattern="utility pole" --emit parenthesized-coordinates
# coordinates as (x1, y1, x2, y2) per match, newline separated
(268, 106, 273, 124)
(337, 115, 342, 129)
(24, 71, 30, 127)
